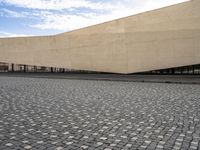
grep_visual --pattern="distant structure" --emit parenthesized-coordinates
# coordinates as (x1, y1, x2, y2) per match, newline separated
(0, 0, 200, 74)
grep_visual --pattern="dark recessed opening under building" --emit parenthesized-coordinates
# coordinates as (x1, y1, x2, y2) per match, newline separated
(1, 62, 200, 75)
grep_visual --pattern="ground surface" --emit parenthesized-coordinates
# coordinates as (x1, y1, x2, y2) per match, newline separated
(0, 76, 200, 150)
(1, 72, 200, 84)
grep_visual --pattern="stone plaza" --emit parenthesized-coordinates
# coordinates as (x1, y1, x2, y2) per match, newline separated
(0, 76, 200, 150)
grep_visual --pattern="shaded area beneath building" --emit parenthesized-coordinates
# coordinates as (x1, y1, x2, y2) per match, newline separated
(1, 62, 200, 84)
(1, 63, 200, 74)
(0, 72, 200, 85)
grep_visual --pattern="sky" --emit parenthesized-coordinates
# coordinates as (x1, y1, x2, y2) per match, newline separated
(0, 0, 189, 37)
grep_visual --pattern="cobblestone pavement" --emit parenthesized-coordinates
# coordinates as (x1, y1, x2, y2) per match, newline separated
(0, 77, 200, 150)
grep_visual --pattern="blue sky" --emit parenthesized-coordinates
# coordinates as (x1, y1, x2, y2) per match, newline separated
(0, 0, 188, 37)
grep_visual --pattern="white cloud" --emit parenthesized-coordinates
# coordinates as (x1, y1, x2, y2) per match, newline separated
(0, 31, 31, 37)
(0, 0, 190, 34)
(1, 0, 189, 11)
(30, 0, 190, 31)
(0, 8, 28, 17)
(0, 0, 113, 10)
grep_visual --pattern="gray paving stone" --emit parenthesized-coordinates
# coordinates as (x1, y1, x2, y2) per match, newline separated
(0, 77, 200, 149)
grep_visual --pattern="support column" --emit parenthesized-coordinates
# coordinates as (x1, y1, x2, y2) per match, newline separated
(34, 66, 37, 72)
(172, 68, 175, 74)
(11, 64, 14, 72)
(24, 65, 27, 72)
(180, 68, 183, 74)
(192, 65, 195, 75)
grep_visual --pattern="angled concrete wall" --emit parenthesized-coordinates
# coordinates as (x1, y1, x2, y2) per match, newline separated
(0, 0, 200, 74)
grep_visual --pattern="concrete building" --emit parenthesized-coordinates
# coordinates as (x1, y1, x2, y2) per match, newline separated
(0, 0, 200, 74)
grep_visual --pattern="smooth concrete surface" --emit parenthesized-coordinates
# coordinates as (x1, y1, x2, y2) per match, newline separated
(0, 0, 200, 74)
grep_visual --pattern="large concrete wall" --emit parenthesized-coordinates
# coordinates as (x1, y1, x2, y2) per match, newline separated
(0, 0, 200, 74)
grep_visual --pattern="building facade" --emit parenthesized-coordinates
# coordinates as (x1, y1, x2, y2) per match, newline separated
(0, 0, 200, 74)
